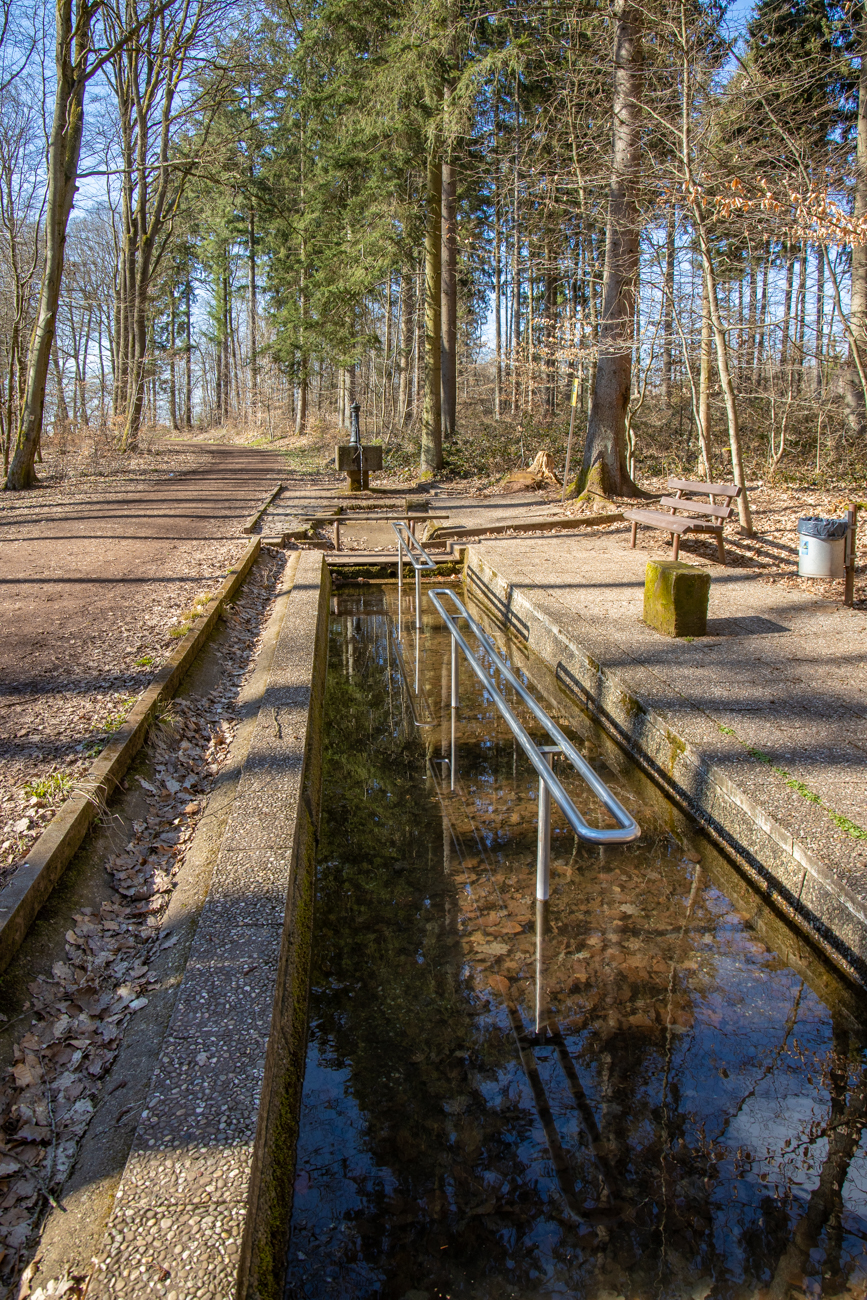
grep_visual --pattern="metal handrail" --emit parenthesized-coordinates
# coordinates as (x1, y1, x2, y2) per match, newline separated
(427, 588, 640, 861)
(392, 521, 437, 633)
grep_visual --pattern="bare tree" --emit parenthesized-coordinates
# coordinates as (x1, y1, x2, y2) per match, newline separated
(0, 86, 46, 471)
(6, 0, 175, 489)
(106, 0, 234, 449)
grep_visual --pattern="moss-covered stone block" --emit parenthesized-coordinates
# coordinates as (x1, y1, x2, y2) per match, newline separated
(644, 560, 710, 638)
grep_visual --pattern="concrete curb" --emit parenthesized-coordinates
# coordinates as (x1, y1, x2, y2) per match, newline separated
(0, 538, 262, 977)
(465, 547, 867, 987)
(241, 483, 284, 535)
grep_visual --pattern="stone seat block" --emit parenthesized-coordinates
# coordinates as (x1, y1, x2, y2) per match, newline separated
(644, 559, 710, 638)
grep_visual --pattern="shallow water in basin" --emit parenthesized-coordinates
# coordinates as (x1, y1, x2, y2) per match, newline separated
(284, 583, 867, 1300)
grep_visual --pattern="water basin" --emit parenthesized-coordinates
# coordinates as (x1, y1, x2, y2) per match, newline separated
(283, 582, 867, 1299)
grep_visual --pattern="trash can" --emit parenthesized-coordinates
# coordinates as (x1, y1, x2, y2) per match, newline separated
(797, 516, 848, 579)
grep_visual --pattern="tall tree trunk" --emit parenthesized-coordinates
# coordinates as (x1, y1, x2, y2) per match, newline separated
(846, 9, 867, 432)
(754, 245, 770, 388)
(579, 0, 642, 498)
(169, 289, 178, 430)
(441, 132, 457, 441)
(696, 211, 754, 534)
(413, 264, 423, 419)
(662, 205, 675, 404)
(249, 209, 258, 418)
(545, 245, 556, 414)
(794, 242, 807, 394)
(231, 302, 242, 415)
(184, 279, 192, 427)
(422, 148, 443, 475)
(52, 342, 69, 424)
(815, 242, 825, 395)
(736, 271, 744, 385)
(382, 275, 392, 427)
(587, 231, 599, 414)
(510, 97, 520, 414)
(698, 264, 713, 478)
(7, 0, 89, 488)
(222, 261, 230, 422)
(123, 271, 149, 446)
(398, 271, 413, 427)
(746, 251, 757, 393)
(296, 259, 308, 435)
(525, 262, 533, 412)
(493, 89, 502, 420)
(779, 242, 794, 375)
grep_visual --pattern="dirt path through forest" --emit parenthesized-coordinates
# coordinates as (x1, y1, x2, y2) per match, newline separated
(0, 441, 286, 875)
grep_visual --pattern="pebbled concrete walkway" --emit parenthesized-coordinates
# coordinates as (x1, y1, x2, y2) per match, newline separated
(464, 528, 867, 977)
(87, 550, 327, 1298)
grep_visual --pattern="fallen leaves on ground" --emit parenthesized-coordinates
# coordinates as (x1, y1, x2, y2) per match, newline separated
(559, 480, 867, 607)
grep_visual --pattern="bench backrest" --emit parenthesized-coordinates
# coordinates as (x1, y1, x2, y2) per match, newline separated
(667, 477, 741, 501)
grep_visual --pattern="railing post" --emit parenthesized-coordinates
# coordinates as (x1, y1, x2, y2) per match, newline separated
(397, 541, 403, 640)
(415, 566, 422, 631)
(536, 748, 556, 901)
(450, 635, 459, 709)
(535, 898, 548, 1035)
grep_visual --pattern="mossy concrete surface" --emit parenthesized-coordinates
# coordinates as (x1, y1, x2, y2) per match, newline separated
(644, 559, 710, 638)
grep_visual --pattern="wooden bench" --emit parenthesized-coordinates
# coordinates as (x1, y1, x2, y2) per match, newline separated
(623, 478, 742, 563)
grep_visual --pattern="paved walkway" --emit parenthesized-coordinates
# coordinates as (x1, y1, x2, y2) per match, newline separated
(463, 524, 867, 905)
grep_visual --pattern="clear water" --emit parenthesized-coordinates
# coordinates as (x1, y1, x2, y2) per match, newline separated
(284, 583, 867, 1300)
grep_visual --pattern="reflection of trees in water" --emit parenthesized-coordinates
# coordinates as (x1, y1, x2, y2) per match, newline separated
(312, 610, 554, 1292)
(767, 1025, 867, 1300)
(299, 596, 867, 1298)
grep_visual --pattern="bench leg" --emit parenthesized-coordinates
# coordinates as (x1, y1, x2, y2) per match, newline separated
(630, 520, 638, 549)
(672, 534, 680, 561)
(716, 532, 726, 564)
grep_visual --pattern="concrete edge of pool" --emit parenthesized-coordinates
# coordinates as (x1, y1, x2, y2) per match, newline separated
(83, 549, 867, 1299)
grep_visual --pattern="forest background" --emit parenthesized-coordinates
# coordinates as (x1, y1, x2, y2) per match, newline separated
(2, 0, 867, 515)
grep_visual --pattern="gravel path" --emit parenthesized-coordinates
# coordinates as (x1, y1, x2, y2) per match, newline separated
(0, 442, 286, 878)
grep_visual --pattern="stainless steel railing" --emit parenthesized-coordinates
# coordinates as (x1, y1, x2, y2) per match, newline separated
(427, 588, 640, 898)
(391, 521, 437, 634)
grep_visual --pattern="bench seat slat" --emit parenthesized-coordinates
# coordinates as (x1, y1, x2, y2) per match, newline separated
(658, 495, 732, 520)
(624, 507, 723, 535)
(623, 509, 696, 534)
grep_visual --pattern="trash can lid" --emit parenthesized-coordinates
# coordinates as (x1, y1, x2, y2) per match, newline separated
(797, 516, 849, 540)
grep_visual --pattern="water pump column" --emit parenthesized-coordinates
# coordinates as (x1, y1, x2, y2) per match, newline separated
(334, 401, 383, 492)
